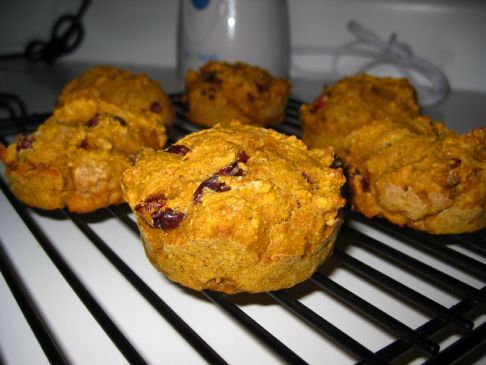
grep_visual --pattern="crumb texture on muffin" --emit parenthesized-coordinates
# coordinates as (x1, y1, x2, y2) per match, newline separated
(183, 61, 291, 127)
(122, 122, 345, 293)
(0, 66, 172, 213)
(300, 74, 486, 234)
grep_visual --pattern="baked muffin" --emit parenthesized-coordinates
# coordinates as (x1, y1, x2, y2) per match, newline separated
(300, 74, 486, 234)
(182, 61, 291, 127)
(121, 122, 345, 293)
(56, 65, 174, 127)
(301, 73, 419, 159)
(346, 120, 486, 234)
(0, 67, 169, 213)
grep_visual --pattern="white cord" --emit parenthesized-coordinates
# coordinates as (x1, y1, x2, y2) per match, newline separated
(292, 21, 449, 106)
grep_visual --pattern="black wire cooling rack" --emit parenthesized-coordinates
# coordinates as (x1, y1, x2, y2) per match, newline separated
(0, 93, 484, 365)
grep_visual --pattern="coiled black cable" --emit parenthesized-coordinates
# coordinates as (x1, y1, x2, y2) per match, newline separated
(0, 0, 91, 64)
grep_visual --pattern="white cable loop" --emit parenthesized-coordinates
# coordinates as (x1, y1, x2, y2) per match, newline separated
(292, 21, 449, 106)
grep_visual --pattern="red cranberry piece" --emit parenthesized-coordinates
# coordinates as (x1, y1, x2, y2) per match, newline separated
(449, 158, 461, 169)
(237, 150, 249, 164)
(206, 178, 230, 192)
(135, 194, 167, 214)
(310, 94, 327, 113)
(194, 176, 231, 203)
(216, 163, 240, 176)
(164, 144, 190, 156)
(150, 102, 161, 113)
(152, 208, 185, 231)
(80, 139, 89, 149)
(114, 116, 127, 126)
(16, 134, 34, 151)
(216, 150, 249, 176)
(86, 114, 100, 127)
(203, 71, 222, 84)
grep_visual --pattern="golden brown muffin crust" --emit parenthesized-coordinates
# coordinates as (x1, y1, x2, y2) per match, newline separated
(0, 66, 171, 213)
(300, 74, 486, 234)
(122, 123, 345, 293)
(301, 74, 419, 159)
(56, 65, 174, 127)
(183, 61, 291, 127)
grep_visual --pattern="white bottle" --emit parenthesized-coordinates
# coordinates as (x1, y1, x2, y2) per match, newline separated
(177, 0, 290, 80)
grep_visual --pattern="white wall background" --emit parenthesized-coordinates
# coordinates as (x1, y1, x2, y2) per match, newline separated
(1, 0, 486, 92)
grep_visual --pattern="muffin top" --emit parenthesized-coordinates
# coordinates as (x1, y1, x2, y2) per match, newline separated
(0, 66, 170, 213)
(56, 65, 174, 127)
(123, 122, 345, 239)
(300, 73, 420, 156)
(121, 123, 345, 293)
(183, 61, 291, 126)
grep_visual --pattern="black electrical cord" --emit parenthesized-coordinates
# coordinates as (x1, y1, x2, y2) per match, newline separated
(0, 0, 91, 64)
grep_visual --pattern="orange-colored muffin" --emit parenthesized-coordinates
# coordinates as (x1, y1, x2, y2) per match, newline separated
(346, 119, 486, 234)
(56, 65, 174, 127)
(300, 74, 485, 234)
(301, 73, 419, 159)
(0, 66, 170, 213)
(183, 61, 291, 127)
(122, 123, 345, 293)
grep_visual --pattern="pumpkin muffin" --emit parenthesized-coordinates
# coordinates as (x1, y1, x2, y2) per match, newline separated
(300, 73, 419, 159)
(182, 61, 291, 127)
(121, 122, 345, 293)
(300, 74, 485, 234)
(56, 65, 174, 127)
(0, 66, 170, 213)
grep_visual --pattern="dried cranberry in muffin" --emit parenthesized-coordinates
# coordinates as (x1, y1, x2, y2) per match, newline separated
(165, 144, 190, 156)
(193, 176, 231, 203)
(152, 208, 185, 231)
(16, 134, 35, 151)
(216, 150, 249, 176)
